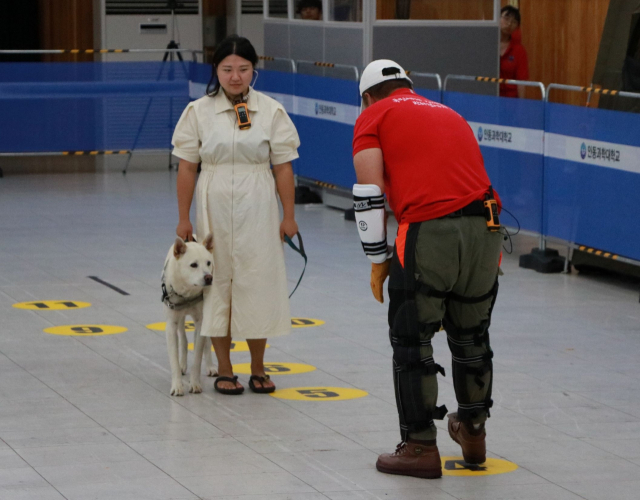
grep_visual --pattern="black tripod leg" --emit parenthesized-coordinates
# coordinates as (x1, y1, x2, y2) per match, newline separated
(123, 152, 133, 175)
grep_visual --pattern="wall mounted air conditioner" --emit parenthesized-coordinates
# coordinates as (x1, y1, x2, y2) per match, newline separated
(98, 0, 203, 61)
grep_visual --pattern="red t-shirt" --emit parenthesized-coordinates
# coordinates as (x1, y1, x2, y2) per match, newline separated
(500, 41, 529, 98)
(352, 88, 496, 224)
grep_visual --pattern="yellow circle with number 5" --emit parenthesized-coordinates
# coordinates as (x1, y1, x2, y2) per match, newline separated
(270, 387, 368, 401)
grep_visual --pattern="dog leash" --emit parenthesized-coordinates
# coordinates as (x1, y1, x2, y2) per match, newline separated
(284, 232, 307, 298)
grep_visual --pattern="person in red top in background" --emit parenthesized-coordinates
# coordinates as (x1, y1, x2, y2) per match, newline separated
(500, 5, 529, 98)
(351, 60, 503, 479)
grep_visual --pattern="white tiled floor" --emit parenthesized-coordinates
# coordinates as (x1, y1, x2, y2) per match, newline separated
(0, 170, 639, 499)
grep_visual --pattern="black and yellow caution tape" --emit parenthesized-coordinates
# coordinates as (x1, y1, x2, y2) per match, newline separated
(578, 245, 618, 260)
(580, 87, 619, 95)
(313, 180, 338, 189)
(314, 62, 336, 68)
(259, 56, 275, 61)
(62, 150, 130, 156)
(52, 49, 131, 54)
(476, 76, 510, 84)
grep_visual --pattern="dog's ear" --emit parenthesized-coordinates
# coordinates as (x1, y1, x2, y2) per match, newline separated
(173, 237, 187, 259)
(203, 233, 214, 252)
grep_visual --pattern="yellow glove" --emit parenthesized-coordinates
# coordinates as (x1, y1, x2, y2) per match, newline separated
(370, 259, 391, 303)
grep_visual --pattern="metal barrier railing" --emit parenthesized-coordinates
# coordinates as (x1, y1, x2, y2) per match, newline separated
(295, 60, 359, 81)
(406, 71, 442, 92)
(546, 83, 640, 102)
(444, 74, 546, 99)
(544, 83, 640, 267)
(0, 48, 204, 62)
(258, 56, 297, 73)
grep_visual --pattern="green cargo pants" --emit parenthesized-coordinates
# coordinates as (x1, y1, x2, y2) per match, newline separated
(388, 216, 503, 441)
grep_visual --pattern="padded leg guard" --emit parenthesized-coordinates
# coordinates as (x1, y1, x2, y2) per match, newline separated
(444, 317, 493, 425)
(389, 293, 447, 441)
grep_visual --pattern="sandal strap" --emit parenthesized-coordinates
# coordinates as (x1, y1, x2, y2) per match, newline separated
(250, 374, 270, 382)
(215, 375, 238, 386)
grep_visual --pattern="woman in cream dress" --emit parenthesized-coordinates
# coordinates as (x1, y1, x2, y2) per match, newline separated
(171, 36, 300, 394)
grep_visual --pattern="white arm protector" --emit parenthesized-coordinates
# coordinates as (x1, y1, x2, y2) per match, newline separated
(353, 184, 392, 264)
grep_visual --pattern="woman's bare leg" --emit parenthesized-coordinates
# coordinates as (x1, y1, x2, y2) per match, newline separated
(211, 333, 242, 390)
(247, 338, 275, 389)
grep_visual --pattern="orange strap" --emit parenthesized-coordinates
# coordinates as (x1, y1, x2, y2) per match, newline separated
(395, 222, 410, 268)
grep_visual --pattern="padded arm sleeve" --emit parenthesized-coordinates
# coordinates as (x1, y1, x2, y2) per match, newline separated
(353, 184, 391, 264)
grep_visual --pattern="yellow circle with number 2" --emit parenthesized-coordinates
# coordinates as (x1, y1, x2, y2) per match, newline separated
(270, 387, 368, 401)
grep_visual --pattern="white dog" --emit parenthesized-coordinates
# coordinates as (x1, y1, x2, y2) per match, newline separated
(162, 235, 216, 396)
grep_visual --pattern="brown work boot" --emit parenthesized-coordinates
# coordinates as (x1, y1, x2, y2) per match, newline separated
(447, 412, 486, 464)
(376, 440, 442, 479)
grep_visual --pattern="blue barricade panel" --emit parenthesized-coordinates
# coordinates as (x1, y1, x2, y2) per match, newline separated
(443, 91, 545, 233)
(293, 73, 360, 189)
(544, 102, 640, 260)
(415, 88, 442, 103)
(0, 62, 189, 152)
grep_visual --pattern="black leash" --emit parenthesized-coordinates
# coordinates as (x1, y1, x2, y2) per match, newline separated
(284, 232, 307, 298)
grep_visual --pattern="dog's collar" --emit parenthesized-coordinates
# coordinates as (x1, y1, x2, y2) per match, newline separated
(161, 281, 204, 311)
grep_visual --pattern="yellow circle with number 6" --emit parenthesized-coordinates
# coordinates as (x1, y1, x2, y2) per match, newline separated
(270, 387, 368, 401)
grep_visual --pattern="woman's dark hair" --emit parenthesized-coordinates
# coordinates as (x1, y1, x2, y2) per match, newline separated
(298, 0, 322, 13)
(206, 35, 259, 97)
(501, 6, 521, 26)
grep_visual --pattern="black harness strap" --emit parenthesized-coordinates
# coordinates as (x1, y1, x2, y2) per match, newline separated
(416, 278, 498, 304)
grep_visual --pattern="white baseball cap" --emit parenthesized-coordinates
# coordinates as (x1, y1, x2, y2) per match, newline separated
(359, 59, 412, 96)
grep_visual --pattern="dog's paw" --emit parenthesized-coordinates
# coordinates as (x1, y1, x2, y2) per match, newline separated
(170, 382, 184, 396)
(206, 366, 218, 377)
(189, 380, 203, 394)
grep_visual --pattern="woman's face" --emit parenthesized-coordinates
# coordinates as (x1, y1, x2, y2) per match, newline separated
(217, 54, 254, 96)
(500, 12, 519, 37)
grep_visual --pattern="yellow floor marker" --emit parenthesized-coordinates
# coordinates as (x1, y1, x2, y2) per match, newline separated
(148, 318, 324, 332)
(44, 325, 127, 336)
(232, 362, 316, 375)
(270, 387, 368, 401)
(291, 318, 325, 328)
(187, 341, 269, 353)
(14, 301, 91, 310)
(440, 457, 518, 476)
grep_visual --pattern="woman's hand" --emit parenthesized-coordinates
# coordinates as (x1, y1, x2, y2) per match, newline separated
(176, 220, 193, 242)
(280, 217, 298, 241)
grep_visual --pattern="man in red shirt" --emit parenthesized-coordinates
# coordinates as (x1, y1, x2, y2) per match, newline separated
(352, 60, 503, 479)
(500, 5, 529, 98)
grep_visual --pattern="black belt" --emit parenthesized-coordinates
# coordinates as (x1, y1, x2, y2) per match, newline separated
(443, 200, 486, 218)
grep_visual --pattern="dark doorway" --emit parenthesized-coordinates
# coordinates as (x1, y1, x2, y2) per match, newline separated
(0, 0, 41, 61)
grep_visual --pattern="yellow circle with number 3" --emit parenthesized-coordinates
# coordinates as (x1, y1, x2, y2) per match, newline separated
(44, 325, 127, 336)
(440, 457, 518, 476)
(233, 362, 316, 375)
(270, 387, 368, 401)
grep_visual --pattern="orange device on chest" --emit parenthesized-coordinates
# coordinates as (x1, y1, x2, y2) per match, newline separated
(234, 102, 251, 129)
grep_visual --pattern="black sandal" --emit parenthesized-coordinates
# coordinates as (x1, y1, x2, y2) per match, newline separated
(249, 374, 276, 394)
(214, 375, 244, 395)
